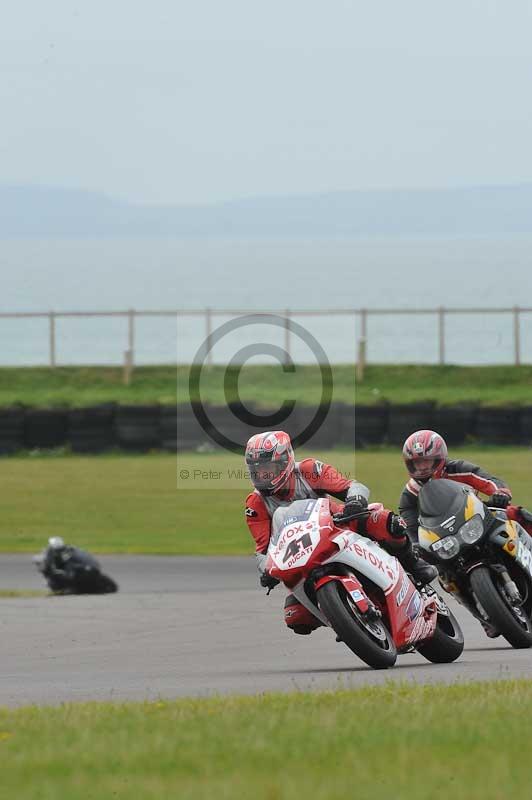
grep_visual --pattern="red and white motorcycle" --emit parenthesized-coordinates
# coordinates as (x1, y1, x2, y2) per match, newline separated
(266, 497, 464, 669)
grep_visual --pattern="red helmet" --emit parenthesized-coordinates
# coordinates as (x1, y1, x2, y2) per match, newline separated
(245, 431, 295, 495)
(402, 430, 448, 482)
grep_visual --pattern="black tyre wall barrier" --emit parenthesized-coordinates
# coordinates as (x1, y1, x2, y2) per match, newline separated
(200, 402, 266, 451)
(474, 407, 523, 445)
(68, 405, 116, 453)
(352, 405, 389, 448)
(521, 407, 532, 446)
(289, 402, 343, 449)
(160, 406, 178, 452)
(386, 403, 437, 445)
(24, 409, 68, 449)
(0, 402, 531, 454)
(434, 405, 478, 445)
(0, 407, 25, 454)
(115, 405, 161, 452)
(164, 405, 213, 452)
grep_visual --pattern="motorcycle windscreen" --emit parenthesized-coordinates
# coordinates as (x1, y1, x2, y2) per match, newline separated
(270, 499, 320, 545)
(418, 479, 474, 534)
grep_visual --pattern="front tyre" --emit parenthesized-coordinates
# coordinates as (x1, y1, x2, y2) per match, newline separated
(415, 608, 464, 663)
(470, 566, 532, 649)
(317, 581, 397, 669)
(95, 573, 118, 594)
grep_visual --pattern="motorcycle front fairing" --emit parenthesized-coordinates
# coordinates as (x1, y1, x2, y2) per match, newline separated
(418, 478, 532, 581)
(267, 498, 339, 626)
(417, 480, 532, 619)
(417, 480, 492, 565)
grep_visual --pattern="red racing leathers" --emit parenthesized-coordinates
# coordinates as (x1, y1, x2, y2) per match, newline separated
(399, 458, 532, 541)
(246, 457, 400, 556)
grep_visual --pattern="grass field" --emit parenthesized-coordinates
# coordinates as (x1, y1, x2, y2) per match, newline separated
(0, 680, 530, 799)
(1, 364, 532, 407)
(1, 448, 531, 554)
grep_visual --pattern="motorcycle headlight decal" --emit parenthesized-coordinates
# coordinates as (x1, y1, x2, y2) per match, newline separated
(459, 515, 484, 545)
(464, 492, 486, 522)
(418, 527, 440, 550)
(431, 536, 460, 560)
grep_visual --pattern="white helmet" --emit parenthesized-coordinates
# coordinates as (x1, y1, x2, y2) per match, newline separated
(48, 536, 65, 550)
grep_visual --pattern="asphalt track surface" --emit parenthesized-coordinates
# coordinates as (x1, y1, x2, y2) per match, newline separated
(2, 555, 532, 707)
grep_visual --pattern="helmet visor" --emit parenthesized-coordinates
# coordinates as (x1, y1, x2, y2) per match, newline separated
(406, 457, 440, 480)
(246, 454, 288, 491)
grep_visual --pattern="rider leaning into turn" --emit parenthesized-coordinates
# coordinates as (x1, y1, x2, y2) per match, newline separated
(244, 430, 437, 635)
(399, 429, 532, 542)
(41, 536, 75, 591)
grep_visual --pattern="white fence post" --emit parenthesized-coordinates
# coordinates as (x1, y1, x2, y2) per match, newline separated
(49, 311, 56, 368)
(128, 309, 135, 368)
(514, 306, 521, 366)
(205, 308, 213, 366)
(284, 309, 291, 365)
(438, 307, 445, 365)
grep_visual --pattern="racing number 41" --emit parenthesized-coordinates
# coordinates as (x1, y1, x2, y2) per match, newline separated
(282, 533, 313, 564)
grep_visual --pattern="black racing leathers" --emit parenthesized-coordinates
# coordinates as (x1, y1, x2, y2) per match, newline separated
(399, 459, 510, 543)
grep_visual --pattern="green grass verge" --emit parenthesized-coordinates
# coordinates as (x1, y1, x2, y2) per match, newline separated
(0, 590, 48, 598)
(2, 448, 531, 554)
(0, 680, 531, 799)
(1, 364, 532, 406)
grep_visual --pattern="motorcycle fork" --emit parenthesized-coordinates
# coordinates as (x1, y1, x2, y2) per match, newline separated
(489, 563, 522, 605)
(311, 566, 383, 622)
(440, 569, 485, 623)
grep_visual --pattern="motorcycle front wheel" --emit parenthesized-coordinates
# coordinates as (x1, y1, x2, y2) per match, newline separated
(470, 566, 532, 649)
(317, 581, 397, 669)
(94, 573, 118, 594)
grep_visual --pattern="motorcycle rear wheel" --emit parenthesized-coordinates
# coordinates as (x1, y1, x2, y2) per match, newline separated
(470, 566, 532, 649)
(317, 581, 397, 669)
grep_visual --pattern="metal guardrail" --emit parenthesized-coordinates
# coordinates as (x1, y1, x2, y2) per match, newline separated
(0, 306, 530, 367)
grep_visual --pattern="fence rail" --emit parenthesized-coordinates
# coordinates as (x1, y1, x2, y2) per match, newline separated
(1, 307, 531, 367)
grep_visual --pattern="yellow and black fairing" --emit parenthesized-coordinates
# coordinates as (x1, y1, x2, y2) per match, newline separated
(418, 479, 532, 623)
(491, 514, 532, 584)
(417, 479, 490, 563)
(415, 481, 492, 609)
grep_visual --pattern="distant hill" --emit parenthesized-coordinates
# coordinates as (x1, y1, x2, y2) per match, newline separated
(1, 183, 531, 236)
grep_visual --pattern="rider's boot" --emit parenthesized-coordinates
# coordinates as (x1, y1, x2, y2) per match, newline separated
(479, 620, 500, 638)
(394, 539, 438, 585)
(284, 594, 323, 635)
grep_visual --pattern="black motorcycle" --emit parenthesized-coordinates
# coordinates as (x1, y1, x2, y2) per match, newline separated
(416, 479, 532, 648)
(34, 546, 118, 595)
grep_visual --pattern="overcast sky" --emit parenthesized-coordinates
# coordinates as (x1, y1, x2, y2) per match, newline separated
(1, 0, 531, 205)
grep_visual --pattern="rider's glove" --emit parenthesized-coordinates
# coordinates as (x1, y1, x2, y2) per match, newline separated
(490, 491, 511, 509)
(387, 513, 408, 538)
(343, 495, 368, 516)
(259, 571, 280, 590)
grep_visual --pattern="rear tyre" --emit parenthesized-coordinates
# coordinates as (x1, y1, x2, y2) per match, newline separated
(317, 581, 397, 669)
(470, 566, 532, 649)
(415, 608, 464, 663)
